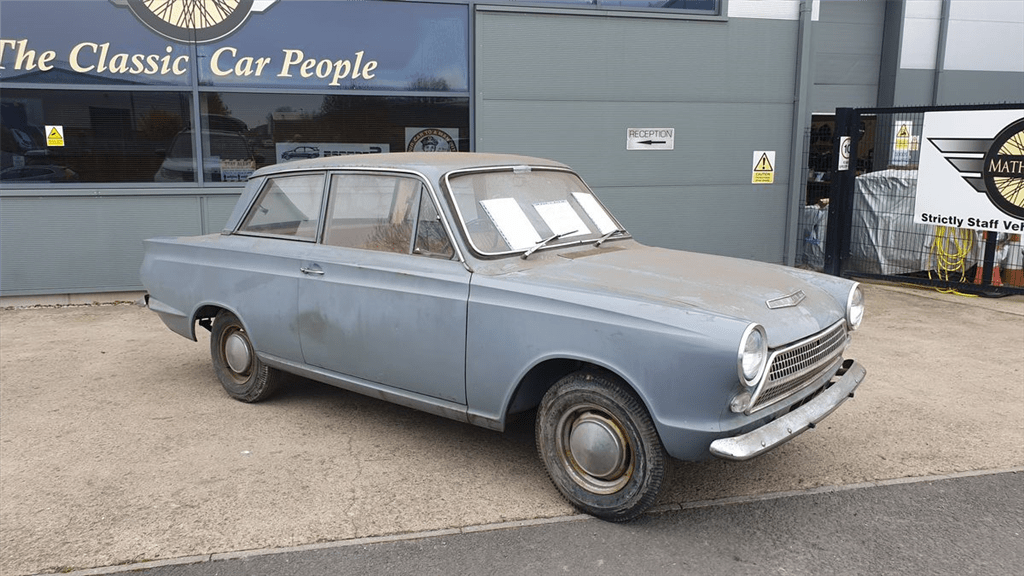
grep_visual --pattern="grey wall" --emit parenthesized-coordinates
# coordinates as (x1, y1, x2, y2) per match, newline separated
(878, 0, 1024, 107)
(475, 8, 800, 263)
(810, 0, 886, 112)
(0, 191, 238, 295)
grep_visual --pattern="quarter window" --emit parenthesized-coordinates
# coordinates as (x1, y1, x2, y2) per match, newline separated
(239, 173, 326, 240)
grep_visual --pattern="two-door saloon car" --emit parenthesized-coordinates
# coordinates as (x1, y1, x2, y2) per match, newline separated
(141, 152, 866, 521)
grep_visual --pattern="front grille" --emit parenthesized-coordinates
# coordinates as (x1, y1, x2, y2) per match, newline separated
(750, 321, 848, 412)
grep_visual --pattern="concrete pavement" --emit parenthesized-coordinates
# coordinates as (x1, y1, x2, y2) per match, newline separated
(1, 282, 1022, 575)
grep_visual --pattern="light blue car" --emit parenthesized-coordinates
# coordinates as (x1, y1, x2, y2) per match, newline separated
(141, 152, 866, 521)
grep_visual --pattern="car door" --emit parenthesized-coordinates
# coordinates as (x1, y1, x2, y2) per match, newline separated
(297, 171, 470, 404)
(228, 171, 329, 363)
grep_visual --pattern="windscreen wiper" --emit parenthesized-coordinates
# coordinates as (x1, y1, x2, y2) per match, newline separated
(594, 228, 627, 247)
(522, 230, 578, 259)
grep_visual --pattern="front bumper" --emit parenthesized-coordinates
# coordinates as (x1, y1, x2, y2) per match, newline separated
(709, 359, 866, 461)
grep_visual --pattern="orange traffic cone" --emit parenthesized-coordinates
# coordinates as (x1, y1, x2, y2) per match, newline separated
(974, 265, 1002, 286)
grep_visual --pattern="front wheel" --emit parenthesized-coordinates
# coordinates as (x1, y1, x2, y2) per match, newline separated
(536, 370, 665, 521)
(210, 311, 282, 403)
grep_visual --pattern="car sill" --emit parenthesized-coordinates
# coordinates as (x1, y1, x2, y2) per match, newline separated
(258, 353, 487, 428)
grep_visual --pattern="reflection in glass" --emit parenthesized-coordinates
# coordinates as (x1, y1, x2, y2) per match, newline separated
(195, 92, 470, 180)
(197, 0, 469, 91)
(1, 89, 192, 183)
(0, 1, 193, 86)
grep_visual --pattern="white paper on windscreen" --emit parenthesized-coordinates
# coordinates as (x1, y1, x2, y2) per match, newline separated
(533, 200, 590, 238)
(572, 193, 617, 235)
(479, 198, 542, 250)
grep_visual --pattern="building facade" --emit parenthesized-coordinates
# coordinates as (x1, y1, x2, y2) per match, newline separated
(1, 0, 1021, 299)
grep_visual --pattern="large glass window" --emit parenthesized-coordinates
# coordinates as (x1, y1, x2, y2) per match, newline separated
(0, 1, 193, 86)
(197, 1, 469, 91)
(194, 92, 470, 181)
(1, 89, 192, 183)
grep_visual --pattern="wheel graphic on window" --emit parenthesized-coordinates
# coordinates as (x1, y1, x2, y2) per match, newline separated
(983, 118, 1024, 219)
(123, 0, 265, 43)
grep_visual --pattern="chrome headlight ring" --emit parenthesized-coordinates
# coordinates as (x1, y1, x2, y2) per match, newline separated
(846, 283, 865, 331)
(737, 323, 768, 387)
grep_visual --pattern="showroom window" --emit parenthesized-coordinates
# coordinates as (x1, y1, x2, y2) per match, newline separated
(1, 90, 193, 184)
(0, 0, 471, 187)
(193, 93, 470, 183)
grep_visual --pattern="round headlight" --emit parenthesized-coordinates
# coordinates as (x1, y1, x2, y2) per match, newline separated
(846, 284, 864, 331)
(738, 324, 768, 386)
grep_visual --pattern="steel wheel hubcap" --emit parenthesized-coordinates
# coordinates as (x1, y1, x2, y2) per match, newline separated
(557, 405, 633, 494)
(224, 331, 252, 374)
(569, 413, 628, 479)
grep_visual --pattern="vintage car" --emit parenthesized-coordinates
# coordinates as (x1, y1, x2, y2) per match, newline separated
(140, 152, 866, 521)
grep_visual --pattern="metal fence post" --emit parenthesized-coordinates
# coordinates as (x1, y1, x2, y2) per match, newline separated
(824, 108, 860, 276)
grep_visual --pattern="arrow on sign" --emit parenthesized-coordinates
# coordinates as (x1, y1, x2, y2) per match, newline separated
(638, 140, 666, 145)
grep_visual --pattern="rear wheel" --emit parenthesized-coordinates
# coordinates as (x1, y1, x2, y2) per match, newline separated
(536, 370, 665, 521)
(210, 311, 281, 402)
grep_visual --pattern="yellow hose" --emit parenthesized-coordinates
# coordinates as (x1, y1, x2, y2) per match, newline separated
(928, 226, 976, 295)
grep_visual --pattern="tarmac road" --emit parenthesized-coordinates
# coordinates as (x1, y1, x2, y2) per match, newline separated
(56, 471, 1024, 576)
(1, 282, 1022, 575)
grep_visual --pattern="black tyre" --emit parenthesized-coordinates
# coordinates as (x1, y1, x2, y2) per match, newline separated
(536, 370, 665, 522)
(210, 311, 282, 403)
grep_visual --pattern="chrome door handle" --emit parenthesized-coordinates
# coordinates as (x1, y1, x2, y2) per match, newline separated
(300, 266, 324, 276)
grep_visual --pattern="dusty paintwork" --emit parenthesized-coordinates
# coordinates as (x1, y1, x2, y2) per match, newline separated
(140, 152, 866, 520)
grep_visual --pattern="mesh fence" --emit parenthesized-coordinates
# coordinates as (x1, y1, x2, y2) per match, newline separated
(800, 106, 1023, 296)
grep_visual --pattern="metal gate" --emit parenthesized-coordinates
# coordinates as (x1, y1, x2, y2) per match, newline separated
(816, 104, 1024, 297)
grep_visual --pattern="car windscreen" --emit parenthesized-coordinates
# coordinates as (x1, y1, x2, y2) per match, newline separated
(446, 167, 626, 256)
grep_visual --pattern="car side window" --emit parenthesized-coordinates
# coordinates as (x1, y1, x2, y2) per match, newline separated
(324, 173, 453, 259)
(238, 173, 326, 240)
(415, 192, 455, 259)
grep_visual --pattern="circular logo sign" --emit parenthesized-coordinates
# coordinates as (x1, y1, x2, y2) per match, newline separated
(407, 129, 457, 152)
(982, 118, 1024, 219)
(122, 0, 271, 44)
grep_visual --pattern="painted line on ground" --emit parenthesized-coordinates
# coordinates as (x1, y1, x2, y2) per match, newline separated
(36, 466, 1023, 576)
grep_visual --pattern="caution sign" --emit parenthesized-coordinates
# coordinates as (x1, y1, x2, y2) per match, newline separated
(46, 125, 65, 147)
(892, 121, 913, 166)
(752, 151, 775, 184)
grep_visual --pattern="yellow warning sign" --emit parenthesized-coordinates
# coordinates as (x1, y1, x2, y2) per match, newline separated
(892, 121, 913, 166)
(46, 125, 64, 147)
(752, 151, 775, 184)
(894, 123, 911, 150)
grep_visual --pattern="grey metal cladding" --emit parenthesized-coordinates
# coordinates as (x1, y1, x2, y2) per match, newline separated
(477, 14, 797, 104)
(205, 194, 243, 233)
(478, 100, 793, 186)
(0, 196, 203, 294)
(810, 0, 886, 111)
(475, 12, 798, 262)
(596, 184, 789, 262)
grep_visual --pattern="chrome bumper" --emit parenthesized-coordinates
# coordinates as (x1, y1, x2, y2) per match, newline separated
(709, 359, 866, 461)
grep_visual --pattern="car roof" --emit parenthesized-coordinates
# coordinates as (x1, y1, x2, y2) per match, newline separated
(250, 152, 570, 180)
